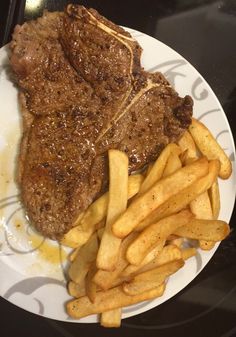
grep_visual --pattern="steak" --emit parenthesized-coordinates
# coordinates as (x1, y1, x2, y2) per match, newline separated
(10, 5, 193, 239)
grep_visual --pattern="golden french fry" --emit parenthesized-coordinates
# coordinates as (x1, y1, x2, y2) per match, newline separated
(167, 236, 183, 248)
(101, 309, 122, 328)
(65, 174, 143, 249)
(181, 247, 197, 260)
(81, 174, 143, 232)
(139, 143, 181, 194)
(144, 245, 182, 268)
(208, 179, 220, 220)
(174, 219, 230, 241)
(199, 240, 216, 250)
(126, 209, 193, 266)
(190, 192, 213, 220)
(97, 227, 105, 241)
(85, 261, 97, 303)
(162, 152, 182, 178)
(96, 150, 128, 271)
(68, 281, 86, 298)
(122, 246, 164, 278)
(69, 233, 98, 284)
(123, 244, 182, 279)
(69, 246, 81, 262)
(189, 118, 232, 179)
(192, 175, 216, 250)
(60, 225, 92, 248)
(178, 130, 198, 158)
(123, 259, 184, 296)
(190, 180, 214, 250)
(112, 157, 209, 238)
(73, 211, 85, 226)
(94, 232, 137, 290)
(136, 159, 220, 231)
(145, 163, 154, 177)
(67, 284, 165, 319)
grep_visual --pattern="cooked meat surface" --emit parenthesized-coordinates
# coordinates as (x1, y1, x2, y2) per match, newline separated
(10, 5, 193, 239)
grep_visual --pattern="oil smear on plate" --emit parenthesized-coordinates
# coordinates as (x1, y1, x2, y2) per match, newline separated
(0, 127, 68, 280)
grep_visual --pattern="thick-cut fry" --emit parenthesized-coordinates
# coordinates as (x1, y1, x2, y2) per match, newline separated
(136, 159, 220, 231)
(190, 192, 213, 220)
(190, 193, 214, 251)
(69, 246, 81, 262)
(199, 240, 216, 250)
(96, 150, 128, 270)
(94, 233, 137, 290)
(121, 244, 174, 278)
(174, 219, 230, 241)
(85, 262, 97, 303)
(178, 130, 198, 158)
(101, 309, 122, 328)
(67, 284, 165, 319)
(60, 226, 93, 248)
(167, 236, 183, 248)
(97, 227, 105, 241)
(69, 233, 98, 284)
(126, 210, 193, 265)
(208, 179, 220, 220)
(112, 157, 209, 238)
(190, 181, 214, 250)
(81, 174, 143, 232)
(123, 260, 184, 295)
(181, 247, 197, 260)
(139, 143, 181, 194)
(189, 118, 232, 179)
(68, 281, 86, 298)
(162, 152, 182, 178)
(62, 174, 143, 248)
(123, 244, 182, 279)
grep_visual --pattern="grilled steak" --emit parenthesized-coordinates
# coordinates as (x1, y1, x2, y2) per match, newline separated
(10, 5, 193, 239)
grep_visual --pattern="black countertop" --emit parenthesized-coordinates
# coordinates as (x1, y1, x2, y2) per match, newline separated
(0, 1, 236, 336)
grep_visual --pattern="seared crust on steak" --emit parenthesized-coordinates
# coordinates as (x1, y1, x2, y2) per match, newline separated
(10, 5, 193, 239)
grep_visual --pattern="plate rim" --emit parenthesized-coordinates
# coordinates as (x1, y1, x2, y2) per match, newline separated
(0, 26, 235, 323)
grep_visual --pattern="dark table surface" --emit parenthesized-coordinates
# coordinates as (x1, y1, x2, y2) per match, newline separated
(0, 0, 236, 336)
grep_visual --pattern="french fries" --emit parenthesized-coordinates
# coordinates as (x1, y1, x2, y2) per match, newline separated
(85, 262, 97, 303)
(126, 210, 193, 265)
(139, 143, 181, 194)
(178, 130, 198, 158)
(67, 284, 166, 319)
(122, 245, 182, 279)
(162, 152, 182, 178)
(96, 150, 128, 271)
(81, 174, 143, 232)
(208, 179, 220, 220)
(69, 233, 98, 284)
(136, 159, 220, 231)
(101, 309, 122, 328)
(122, 259, 184, 295)
(174, 219, 230, 241)
(181, 247, 197, 260)
(65, 118, 232, 327)
(189, 118, 232, 179)
(112, 157, 209, 238)
(94, 232, 137, 290)
(68, 281, 86, 298)
(61, 174, 143, 248)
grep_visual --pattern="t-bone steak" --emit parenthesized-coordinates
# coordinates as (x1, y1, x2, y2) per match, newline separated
(10, 5, 193, 239)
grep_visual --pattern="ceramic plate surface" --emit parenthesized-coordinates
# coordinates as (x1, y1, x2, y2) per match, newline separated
(0, 28, 235, 322)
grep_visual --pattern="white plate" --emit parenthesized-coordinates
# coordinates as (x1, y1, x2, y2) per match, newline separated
(0, 28, 235, 323)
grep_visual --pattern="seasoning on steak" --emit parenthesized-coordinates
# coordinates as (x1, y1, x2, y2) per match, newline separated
(10, 5, 193, 239)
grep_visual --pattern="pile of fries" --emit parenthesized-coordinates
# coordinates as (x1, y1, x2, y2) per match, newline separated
(62, 118, 232, 327)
